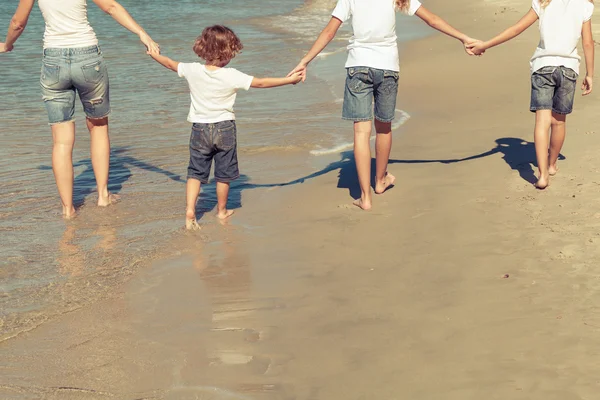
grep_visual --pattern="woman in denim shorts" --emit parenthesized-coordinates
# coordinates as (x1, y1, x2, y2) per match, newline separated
(290, 0, 477, 210)
(1, 0, 159, 218)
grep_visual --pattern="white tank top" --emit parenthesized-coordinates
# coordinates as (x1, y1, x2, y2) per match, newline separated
(38, 0, 98, 49)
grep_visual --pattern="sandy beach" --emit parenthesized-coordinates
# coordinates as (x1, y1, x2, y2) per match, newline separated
(3, 0, 600, 398)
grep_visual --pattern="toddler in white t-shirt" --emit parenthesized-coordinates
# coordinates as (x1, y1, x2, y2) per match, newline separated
(148, 25, 303, 229)
(469, 0, 595, 189)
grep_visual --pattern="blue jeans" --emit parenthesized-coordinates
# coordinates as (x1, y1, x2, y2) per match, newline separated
(187, 120, 239, 184)
(530, 66, 578, 115)
(342, 66, 399, 123)
(40, 45, 111, 125)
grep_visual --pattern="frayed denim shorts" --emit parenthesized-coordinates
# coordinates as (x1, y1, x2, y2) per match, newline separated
(187, 120, 239, 184)
(530, 66, 578, 115)
(40, 45, 111, 125)
(342, 66, 399, 123)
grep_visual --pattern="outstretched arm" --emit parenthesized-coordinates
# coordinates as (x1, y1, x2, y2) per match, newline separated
(148, 51, 179, 72)
(1, 0, 35, 53)
(92, 0, 159, 53)
(414, 6, 479, 55)
(581, 20, 594, 96)
(251, 72, 303, 88)
(287, 17, 342, 80)
(469, 9, 538, 55)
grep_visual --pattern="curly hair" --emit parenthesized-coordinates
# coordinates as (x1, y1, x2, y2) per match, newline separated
(395, 0, 410, 13)
(193, 25, 243, 66)
(540, 0, 593, 6)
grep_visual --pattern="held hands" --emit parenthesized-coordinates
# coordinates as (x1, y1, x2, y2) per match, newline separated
(288, 70, 305, 85)
(582, 76, 593, 96)
(0, 42, 14, 53)
(287, 61, 308, 82)
(464, 37, 485, 56)
(139, 31, 160, 54)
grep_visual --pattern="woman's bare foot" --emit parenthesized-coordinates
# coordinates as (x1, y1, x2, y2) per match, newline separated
(548, 163, 559, 176)
(535, 174, 549, 190)
(375, 172, 396, 194)
(216, 209, 235, 220)
(98, 193, 120, 207)
(63, 205, 77, 219)
(353, 197, 372, 211)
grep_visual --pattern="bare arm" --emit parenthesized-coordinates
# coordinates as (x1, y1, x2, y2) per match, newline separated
(288, 17, 342, 80)
(251, 73, 303, 89)
(1, 0, 35, 53)
(415, 5, 479, 54)
(92, 0, 159, 53)
(581, 19, 594, 95)
(148, 51, 179, 72)
(469, 9, 538, 55)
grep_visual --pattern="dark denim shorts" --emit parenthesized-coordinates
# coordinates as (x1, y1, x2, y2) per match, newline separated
(187, 120, 239, 184)
(41, 45, 111, 125)
(342, 66, 399, 123)
(530, 66, 578, 115)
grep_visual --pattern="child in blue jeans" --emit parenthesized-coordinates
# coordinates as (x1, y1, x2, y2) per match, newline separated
(149, 25, 303, 229)
(290, 0, 478, 210)
(469, 0, 595, 189)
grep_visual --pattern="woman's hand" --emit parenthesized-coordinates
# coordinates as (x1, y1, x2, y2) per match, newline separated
(287, 61, 308, 82)
(0, 43, 14, 53)
(139, 31, 159, 54)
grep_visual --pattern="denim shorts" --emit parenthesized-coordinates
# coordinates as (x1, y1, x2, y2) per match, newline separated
(187, 120, 239, 184)
(40, 45, 111, 125)
(342, 66, 399, 123)
(530, 66, 578, 115)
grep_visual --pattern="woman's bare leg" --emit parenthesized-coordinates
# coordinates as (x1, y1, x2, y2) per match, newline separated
(52, 121, 77, 218)
(86, 117, 117, 206)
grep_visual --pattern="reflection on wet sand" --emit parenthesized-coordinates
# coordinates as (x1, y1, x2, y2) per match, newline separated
(58, 224, 117, 277)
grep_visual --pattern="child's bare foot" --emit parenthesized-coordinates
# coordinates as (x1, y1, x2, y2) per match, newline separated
(216, 209, 235, 220)
(185, 208, 200, 230)
(548, 164, 559, 176)
(535, 174, 549, 190)
(353, 197, 372, 211)
(98, 193, 120, 207)
(186, 218, 201, 230)
(375, 172, 396, 194)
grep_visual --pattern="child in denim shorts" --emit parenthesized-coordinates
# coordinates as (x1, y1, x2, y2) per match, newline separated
(148, 25, 303, 229)
(469, 0, 595, 189)
(290, 0, 478, 210)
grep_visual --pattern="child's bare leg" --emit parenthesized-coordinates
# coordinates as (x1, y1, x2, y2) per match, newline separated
(216, 181, 234, 219)
(87, 117, 118, 206)
(374, 119, 395, 194)
(534, 110, 553, 189)
(548, 112, 566, 176)
(52, 121, 77, 218)
(186, 178, 201, 230)
(353, 121, 373, 210)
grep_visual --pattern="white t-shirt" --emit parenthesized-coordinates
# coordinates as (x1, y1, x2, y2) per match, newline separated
(177, 63, 254, 124)
(38, 0, 98, 49)
(332, 0, 422, 72)
(530, 0, 594, 74)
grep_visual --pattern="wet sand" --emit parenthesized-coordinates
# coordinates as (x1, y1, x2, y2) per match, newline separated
(3, 0, 600, 398)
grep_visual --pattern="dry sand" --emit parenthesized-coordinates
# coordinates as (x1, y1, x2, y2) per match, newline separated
(3, 0, 600, 399)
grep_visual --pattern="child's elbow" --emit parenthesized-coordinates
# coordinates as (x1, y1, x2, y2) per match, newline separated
(427, 16, 442, 30)
(10, 17, 27, 32)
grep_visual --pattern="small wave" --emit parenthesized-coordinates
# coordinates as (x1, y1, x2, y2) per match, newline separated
(310, 110, 411, 156)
